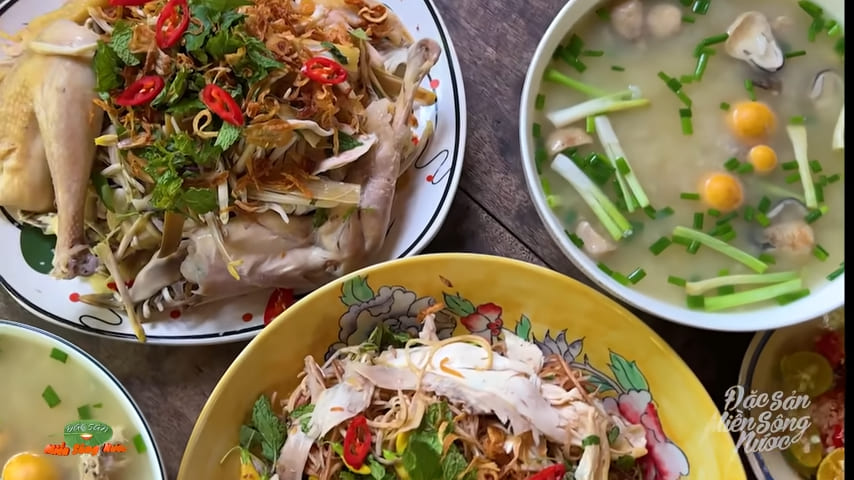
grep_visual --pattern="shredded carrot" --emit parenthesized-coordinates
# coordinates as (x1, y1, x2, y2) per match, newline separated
(330, 406, 345, 412)
(439, 357, 464, 379)
(417, 301, 445, 322)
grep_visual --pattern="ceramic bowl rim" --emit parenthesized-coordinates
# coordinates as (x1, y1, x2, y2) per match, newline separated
(518, 0, 845, 332)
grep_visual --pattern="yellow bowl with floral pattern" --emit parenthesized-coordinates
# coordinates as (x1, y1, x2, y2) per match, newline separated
(178, 253, 745, 479)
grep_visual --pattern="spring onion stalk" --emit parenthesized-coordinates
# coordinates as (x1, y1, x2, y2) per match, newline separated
(544, 68, 609, 98)
(758, 182, 805, 204)
(703, 278, 804, 312)
(672, 226, 769, 273)
(684, 271, 800, 295)
(594, 116, 650, 208)
(832, 105, 844, 150)
(546, 91, 649, 128)
(785, 124, 818, 208)
(552, 154, 633, 240)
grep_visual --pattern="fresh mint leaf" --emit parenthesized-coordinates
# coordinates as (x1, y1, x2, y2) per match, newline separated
(250, 395, 286, 464)
(167, 97, 206, 116)
(368, 456, 388, 480)
(401, 439, 442, 480)
(206, 28, 242, 60)
(236, 35, 283, 84)
(180, 187, 217, 214)
(153, 68, 190, 108)
(184, 4, 213, 54)
(289, 404, 314, 433)
(607, 426, 619, 445)
(201, 0, 251, 12)
(149, 169, 184, 211)
(215, 122, 242, 151)
(422, 401, 454, 433)
(441, 444, 473, 480)
(366, 323, 411, 351)
(239, 424, 260, 450)
(321, 41, 349, 64)
(221, 9, 246, 29)
(582, 434, 600, 447)
(93, 41, 122, 93)
(109, 21, 140, 66)
(339, 132, 363, 152)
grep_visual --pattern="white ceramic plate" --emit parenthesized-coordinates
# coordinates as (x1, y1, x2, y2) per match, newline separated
(0, 319, 167, 479)
(738, 315, 838, 480)
(0, 0, 466, 344)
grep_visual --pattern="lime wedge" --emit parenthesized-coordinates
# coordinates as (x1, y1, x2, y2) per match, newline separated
(783, 424, 824, 476)
(817, 447, 845, 480)
(780, 351, 834, 398)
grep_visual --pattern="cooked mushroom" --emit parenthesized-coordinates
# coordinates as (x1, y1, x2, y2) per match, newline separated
(809, 69, 844, 108)
(753, 198, 815, 256)
(546, 127, 593, 156)
(646, 3, 682, 38)
(724, 12, 784, 72)
(611, 0, 644, 41)
(575, 220, 617, 258)
(751, 75, 782, 95)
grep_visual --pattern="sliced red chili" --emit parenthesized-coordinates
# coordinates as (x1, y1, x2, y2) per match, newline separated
(302, 56, 348, 85)
(526, 464, 566, 480)
(200, 84, 244, 126)
(109, 0, 151, 5)
(342, 415, 371, 469)
(155, 0, 190, 49)
(114, 76, 165, 107)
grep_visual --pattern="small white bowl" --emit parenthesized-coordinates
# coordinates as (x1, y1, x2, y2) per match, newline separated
(519, 0, 845, 332)
(0, 320, 166, 479)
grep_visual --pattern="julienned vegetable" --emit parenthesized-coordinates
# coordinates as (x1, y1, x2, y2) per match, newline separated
(114, 75, 165, 107)
(155, 0, 190, 49)
(544, 67, 609, 97)
(552, 154, 633, 240)
(785, 124, 819, 208)
(546, 90, 650, 128)
(594, 115, 650, 209)
(302, 56, 348, 85)
(684, 270, 799, 295)
(832, 106, 844, 150)
(672, 226, 768, 273)
(200, 84, 244, 126)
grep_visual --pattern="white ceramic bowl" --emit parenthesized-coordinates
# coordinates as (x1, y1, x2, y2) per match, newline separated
(0, 320, 166, 479)
(519, 0, 845, 332)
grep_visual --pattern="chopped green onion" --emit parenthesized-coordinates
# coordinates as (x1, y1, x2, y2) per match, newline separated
(786, 125, 818, 208)
(719, 102, 730, 110)
(627, 267, 647, 284)
(686, 295, 705, 309)
(597, 262, 613, 275)
(826, 173, 841, 184)
(668, 275, 688, 287)
(566, 34, 584, 55)
(777, 289, 811, 305)
(808, 18, 824, 42)
(758, 253, 776, 265)
(673, 226, 769, 273)
(715, 211, 739, 225)
(586, 116, 596, 133)
(681, 192, 700, 200)
(687, 240, 701, 254)
(656, 206, 675, 219)
(744, 79, 757, 101)
(681, 116, 693, 135)
(707, 208, 721, 217)
(534, 146, 547, 175)
(809, 160, 822, 173)
(694, 52, 710, 80)
(743, 206, 755, 222)
(692, 0, 711, 15)
(684, 271, 799, 295)
(827, 22, 841, 36)
(611, 65, 625, 72)
(699, 32, 729, 46)
(133, 433, 147, 454)
(736, 162, 754, 174)
(755, 212, 771, 227)
(582, 50, 604, 57)
(532, 123, 542, 138)
(615, 157, 631, 175)
(703, 278, 803, 311)
(682, 15, 696, 23)
(757, 196, 771, 213)
(724, 157, 740, 171)
(719, 229, 736, 243)
(790, 115, 806, 125)
(785, 173, 801, 184)
(568, 231, 584, 248)
(42, 385, 61, 408)
(535, 94, 546, 110)
(546, 90, 649, 128)
(679, 108, 692, 119)
(551, 154, 633, 240)
(785, 50, 807, 58)
(675, 90, 692, 107)
(50, 348, 68, 363)
(649, 237, 672, 255)
(672, 235, 692, 247)
(781, 160, 799, 170)
(611, 271, 631, 286)
(92, 403, 103, 408)
(813, 244, 829, 261)
(595, 7, 610, 20)
(594, 116, 650, 209)
(827, 263, 845, 281)
(798, 0, 823, 18)
(813, 184, 824, 203)
(543, 68, 609, 98)
(834, 37, 844, 56)
(693, 212, 704, 229)
(708, 224, 734, 239)
(78, 404, 93, 420)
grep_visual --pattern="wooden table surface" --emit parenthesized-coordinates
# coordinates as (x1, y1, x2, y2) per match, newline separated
(0, 0, 762, 478)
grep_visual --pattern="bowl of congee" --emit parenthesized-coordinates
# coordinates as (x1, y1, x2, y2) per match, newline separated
(520, 0, 844, 331)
